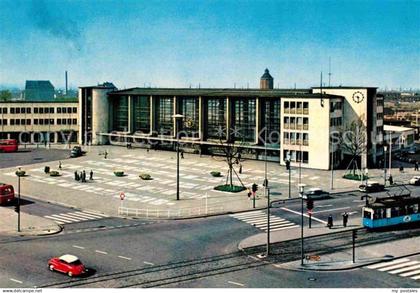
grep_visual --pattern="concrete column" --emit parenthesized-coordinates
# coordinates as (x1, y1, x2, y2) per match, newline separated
(173, 96, 177, 138)
(198, 96, 203, 139)
(226, 96, 230, 141)
(256, 97, 261, 144)
(149, 95, 154, 134)
(91, 89, 110, 145)
(77, 88, 83, 144)
(128, 95, 133, 133)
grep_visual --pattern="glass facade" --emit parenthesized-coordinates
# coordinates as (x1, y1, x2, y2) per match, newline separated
(133, 96, 150, 133)
(156, 96, 173, 135)
(207, 98, 226, 139)
(263, 99, 280, 145)
(180, 97, 199, 137)
(233, 98, 256, 142)
(112, 95, 128, 131)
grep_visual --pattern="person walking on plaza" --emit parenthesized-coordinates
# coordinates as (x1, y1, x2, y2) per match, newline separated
(239, 163, 243, 174)
(58, 161, 62, 170)
(180, 150, 184, 159)
(327, 215, 333, 229)
(74, 171, 78, 181)
(82, 170, 86, 183)
(104, 150, 108, 159)
(342, 212, 349, 228)
(89, 170, 93, 180)
(389, 175, 393, 185)
(415, 161, 419, 171)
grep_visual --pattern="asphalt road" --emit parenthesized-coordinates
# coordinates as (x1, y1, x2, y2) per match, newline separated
(0, 191, 419, 288)
(0, 148, 71, 169)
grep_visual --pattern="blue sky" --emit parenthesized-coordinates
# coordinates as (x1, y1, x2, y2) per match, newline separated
(0, 0, 419, 89)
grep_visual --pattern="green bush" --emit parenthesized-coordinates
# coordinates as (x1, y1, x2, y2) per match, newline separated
(139, 173, 152, 180)
(214, 185, 246, 193)
(342, 174, 368, 181)
(210, 171, 222, 177)
(15, 170, 26, 177)
(114, 171, 125, 177)
(49, 171, 61, 177)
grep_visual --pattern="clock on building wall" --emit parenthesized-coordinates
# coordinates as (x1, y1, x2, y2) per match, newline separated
(352, 91, 365, 104)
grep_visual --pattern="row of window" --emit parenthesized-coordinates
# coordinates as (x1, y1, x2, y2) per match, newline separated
(283, 150, 309, 164)
(367, 204, 419, 220)
(1, 118, 77, 126)
(283, 101, 309, 114)
(330, 117, 343, 127)
(283, 116, 309, 130)
(0, 107, 77, 114)
(283, 132, 309, 146)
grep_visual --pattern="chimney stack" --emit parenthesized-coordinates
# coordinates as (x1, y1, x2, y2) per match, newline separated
(65, 71, 68, 95)
(260, 68, 274, 90)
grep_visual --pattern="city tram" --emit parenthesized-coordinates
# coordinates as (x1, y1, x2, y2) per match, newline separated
(362, 194, 420, 229)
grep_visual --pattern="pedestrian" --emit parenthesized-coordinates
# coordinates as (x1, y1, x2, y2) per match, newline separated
(239, 163, 243, 174)
(74, 171, 78, 181)
(342, 212, 349, 227)
(180, 150, 184, 159)
(415, 161, 419, 171)
(82, 170, 86, 183)
(327, 215, 333, 229)
(147, 148, 150, 153)
(89, 170, 93, 180)
(104, 150, 108, 159)
(399, 165, 404, 173)
(58, 161, 62, 170)
(389, 175, 393, 185)
(247, 188, 252, 198)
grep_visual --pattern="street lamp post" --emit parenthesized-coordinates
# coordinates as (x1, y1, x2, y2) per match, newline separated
(299, 184, 306, 266)
(173, 114, 184, 201)
(384, 145, 388, 186)
(286, 151, 291, 199)
(16, 170, 22, 232)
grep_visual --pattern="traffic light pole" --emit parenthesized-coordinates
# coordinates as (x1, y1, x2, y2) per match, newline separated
(309, 213, 312, 228)
(17, 174, 21, 232)
(352, 230, 356, 263)
(266, 187, 270, 256)
(288, 166, 291, 199)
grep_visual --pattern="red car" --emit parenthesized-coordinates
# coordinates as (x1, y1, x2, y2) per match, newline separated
(48, 254, 85, 277)
(0, 183, 15, 205)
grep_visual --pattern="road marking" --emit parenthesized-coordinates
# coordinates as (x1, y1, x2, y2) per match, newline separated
(144, 261, 154, 266)
(400, 269, 420, 277)
(118, 256, 132, 260)
(95, 250, 108, 255)
(228, 281, 245, 287)
(44, 215, 73, 223)
(10, 278, 23, 284)
(312, 207, 350, 214)
(316, 204, 333, 208)
(367, 258, 410, 269)
(389, 263, 420, 274)
(379, 261, 419, 272)
(270, 225, 300, 231)
(281, 207, 327, 224)
(72, 245, 85, 250)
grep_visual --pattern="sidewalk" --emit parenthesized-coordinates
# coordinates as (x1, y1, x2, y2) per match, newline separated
(0, 208, 62, 236)
(277, 236, 420, 271)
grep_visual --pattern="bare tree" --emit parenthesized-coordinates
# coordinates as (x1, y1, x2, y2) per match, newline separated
(212, 126, 246, 189)
(339, 116, 367, 177)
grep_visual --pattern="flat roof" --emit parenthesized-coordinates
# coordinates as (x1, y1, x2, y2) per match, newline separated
(108, 88, 341, 99)
(312, 86, 378, 89)
(0, 99, 77, 104)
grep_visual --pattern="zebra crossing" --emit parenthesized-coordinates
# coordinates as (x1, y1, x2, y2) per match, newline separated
(230, 210, 299, 232)
(366, 258, 420, 282)
(44, 210, 108, 225)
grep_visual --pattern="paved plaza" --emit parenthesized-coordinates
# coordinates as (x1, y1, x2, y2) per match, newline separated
(1, 145, 420, 218)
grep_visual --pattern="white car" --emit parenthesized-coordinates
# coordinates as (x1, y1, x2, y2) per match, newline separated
(409, 176, 420, 186)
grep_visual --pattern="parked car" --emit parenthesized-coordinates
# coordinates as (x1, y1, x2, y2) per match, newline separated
(359, 182, 385, 193)
(70, 146, 83, 158)
(48, 254, 86, 277)
(301, 188, 330, 200)
(409, 176, 420, 186)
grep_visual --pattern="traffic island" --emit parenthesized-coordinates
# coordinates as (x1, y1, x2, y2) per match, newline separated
(0, 208, 62, 236)
(214, 185, 246, 193)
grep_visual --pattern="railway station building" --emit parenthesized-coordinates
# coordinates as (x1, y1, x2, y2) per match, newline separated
(78, 70, 384, 170)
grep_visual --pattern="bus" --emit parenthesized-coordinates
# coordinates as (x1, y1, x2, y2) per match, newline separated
(0, 139, 18, 153)
(362, 194, 420, 229)
(0, 183, 15, 205)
